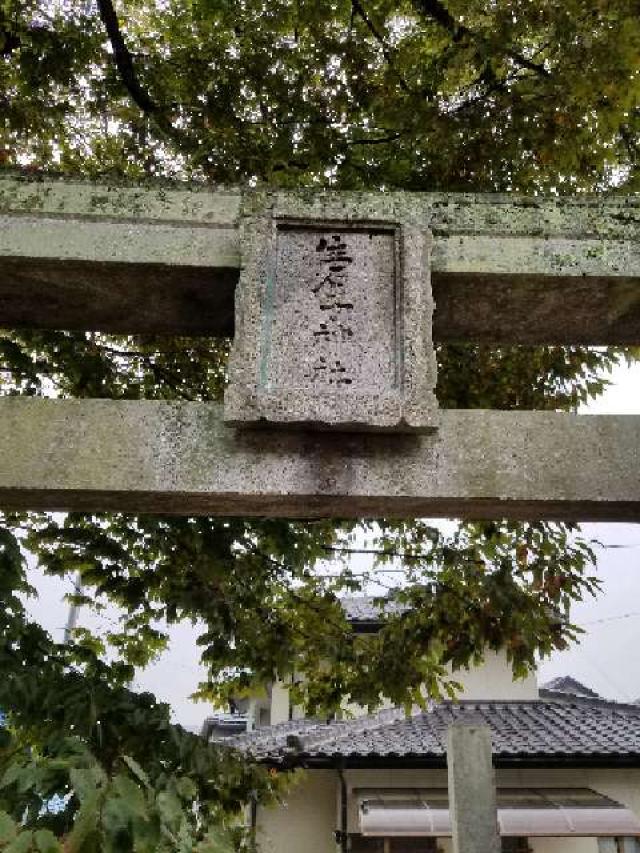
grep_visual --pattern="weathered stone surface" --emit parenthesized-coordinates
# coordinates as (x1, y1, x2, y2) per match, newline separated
(0, 257, 238, 336)
(0, 175, 241, 222)
(0, 399, 638, 520)
(267, 228, 397, 393)
(434, 272, 640, 344)
(225, 202, 438, 431)
(447, 724, 500, 853)
(1, 177, 639, 343)
(0, 177, 241, 336)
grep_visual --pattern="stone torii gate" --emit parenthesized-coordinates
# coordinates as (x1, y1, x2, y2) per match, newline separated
(1, 175, 640, 853)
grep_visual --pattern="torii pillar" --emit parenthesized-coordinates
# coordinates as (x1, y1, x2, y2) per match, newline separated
(448, 724, 500, 853)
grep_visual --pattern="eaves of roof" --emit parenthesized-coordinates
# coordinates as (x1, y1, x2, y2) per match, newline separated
(280, 753, 640, 771)
(226, 699, 640, 771)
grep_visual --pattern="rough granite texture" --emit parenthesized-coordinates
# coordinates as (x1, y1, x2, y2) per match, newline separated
(0, 400, 638, 520)
(1, 177, 639, 343)
(225, 198, 438, 431)
(448, 725, 500, 853)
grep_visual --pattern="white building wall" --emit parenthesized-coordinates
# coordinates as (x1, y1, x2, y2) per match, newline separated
(452, 650, 538, 701)
(257, 652, 631, 853)
(499, 767, 640, 817)
(529, 840, 598, 853)
(256, 767, 640, 853)
(256, 770, 338, 853)
(270, 681, 290, 725)
(278, 650, 539, 722)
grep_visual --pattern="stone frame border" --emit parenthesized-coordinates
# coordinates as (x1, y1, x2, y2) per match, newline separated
(224, 200, 438, 432)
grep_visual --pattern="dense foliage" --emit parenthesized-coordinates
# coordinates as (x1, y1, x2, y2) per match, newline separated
(2, 0, 639, 188)
(0, 521, 282, 851)
(1, 0, 638, 848)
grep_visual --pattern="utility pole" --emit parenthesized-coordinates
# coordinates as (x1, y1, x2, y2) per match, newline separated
(63, 573, 83, 644)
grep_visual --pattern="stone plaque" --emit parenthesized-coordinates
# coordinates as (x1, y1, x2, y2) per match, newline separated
(224, 212, 438, 432)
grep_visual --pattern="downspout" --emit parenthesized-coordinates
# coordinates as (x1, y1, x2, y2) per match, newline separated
(337, 764, 348, 853)
(250, 795, 258, 847)
(289, 672, 294, 721)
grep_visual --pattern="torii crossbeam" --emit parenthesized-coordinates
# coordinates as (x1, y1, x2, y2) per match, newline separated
(1, 176, 639, 520)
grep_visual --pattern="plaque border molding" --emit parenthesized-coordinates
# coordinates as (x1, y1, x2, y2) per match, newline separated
(224, 200, 438, 432)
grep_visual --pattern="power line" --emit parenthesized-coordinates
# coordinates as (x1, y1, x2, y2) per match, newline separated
(323, 542, 640, 560)
(582, 611, 640, 627)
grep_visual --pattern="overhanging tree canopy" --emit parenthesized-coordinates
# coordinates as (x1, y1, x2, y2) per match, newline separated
(3, 0, 639, 188)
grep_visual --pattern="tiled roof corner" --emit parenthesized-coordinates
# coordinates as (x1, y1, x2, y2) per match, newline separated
(541, 675, 601, 699)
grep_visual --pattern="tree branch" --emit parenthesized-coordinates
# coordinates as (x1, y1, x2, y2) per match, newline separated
(96, 0, 190, 145)
(505, 49, 551, 78)
(96, 0, 158, 114)
(414, 0, 462, 39)
(1, 29, 21, 57)
(350, 0, 411, 94)
(412, 0, 551, 78)
(347, 131, 403, 146)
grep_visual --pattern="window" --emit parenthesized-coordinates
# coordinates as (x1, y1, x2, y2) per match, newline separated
(349, 839, 440, 852)
(349, 837, 529, 852)
(350, 840, 384, 853)
(258, 707, 271, 727)
(502, 840, 532, 853)
(390, 841, 440, 853)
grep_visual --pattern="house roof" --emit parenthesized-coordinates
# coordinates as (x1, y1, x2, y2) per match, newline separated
(227, 699, 640, 769)
(540, 676, 601, 700)
(340, 595, 408, 632)
(341, 596, 404, 622)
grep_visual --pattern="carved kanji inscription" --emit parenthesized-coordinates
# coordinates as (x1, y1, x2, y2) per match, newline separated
(264, 227, 397, 395)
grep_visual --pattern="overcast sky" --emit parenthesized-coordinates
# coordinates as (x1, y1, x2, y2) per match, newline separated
(537, 360, 640, 701)
(22, 360, 640, 728)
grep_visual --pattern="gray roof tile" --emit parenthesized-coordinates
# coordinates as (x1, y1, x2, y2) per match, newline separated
(540, 676, 601, 699)
(340, 596, 405, 623)
(226, 700, 640, 766)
